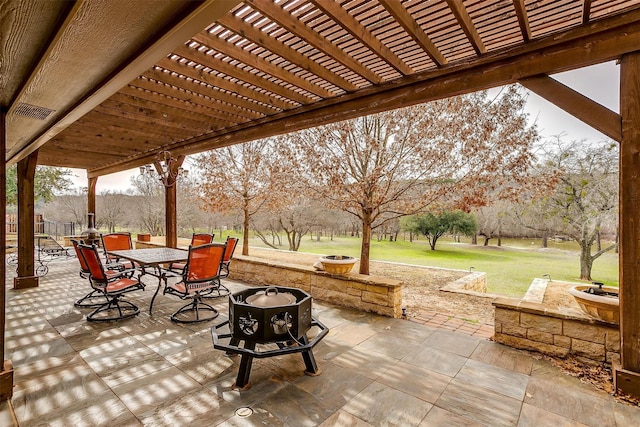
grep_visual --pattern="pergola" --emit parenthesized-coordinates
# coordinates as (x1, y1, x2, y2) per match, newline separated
(2, 0, 640, 399)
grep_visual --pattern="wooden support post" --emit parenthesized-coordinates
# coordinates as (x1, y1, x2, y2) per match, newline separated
(165, 184, 177, 248)
(154, 152, 183, 249)
(0, 110, 14, 400)
(14, 151, 39, 290)
(87, 176, 97, 222)
(616, 50, 640, 398)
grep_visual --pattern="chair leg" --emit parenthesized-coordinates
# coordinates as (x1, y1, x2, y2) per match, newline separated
(201, 281, 231, 299)
(170, 295, 219, 323)
(75, 289, 110, 308)
(87, 296, 140, 322)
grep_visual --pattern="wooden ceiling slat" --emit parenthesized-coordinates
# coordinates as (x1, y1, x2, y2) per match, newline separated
(118, 85, 239, 127)
(80, 111, 189, 141)
(379, 0, 447, 66)
(191, 31, 336, 98)
(143, 65, 272, 117)
(171, 44, 313, 105)
(310, 0, 414, 75)
(246, 0, 383, 84)
(156, 57, 289, 112)
(96, 101, 214, 135)
(49, 135, 152, 156)
(38, 145, 126, 168)
(216, 14, 356, 92)
(129, 76, 252, 125)
(445, 0, 487, 55)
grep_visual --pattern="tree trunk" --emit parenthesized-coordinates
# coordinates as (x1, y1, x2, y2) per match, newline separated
(483, 237, 490, 246)
(242, 207, 250, 256)
(579, 241, 593, 281)
(542, 230, 548, 248)
(360, 213, 372, 275)
(596, 230, 602, 252)
(472, 234, 477, 245)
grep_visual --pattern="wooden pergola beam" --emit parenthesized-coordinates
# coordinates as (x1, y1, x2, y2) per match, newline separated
(216, 13, 358, 92)
(616, 49, 640, 398)
(583, 0, 593, 24)
(246, 0, 383, 84)
(310, 0, 413, 76)
(512, 0, 532, 42)
(518, 74, 622, 141)
(445, 0, 486, 55)
(379, 0, 447, 66)
(88, 15, 640, 177)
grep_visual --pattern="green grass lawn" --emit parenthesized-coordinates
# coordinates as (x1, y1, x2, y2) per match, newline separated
(246, 234, 619, 297)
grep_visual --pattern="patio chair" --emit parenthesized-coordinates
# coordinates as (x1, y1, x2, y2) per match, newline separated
(71, 239, 109, 308)
(219, 236, 238, 278)
(168, 233, 214, 272)
(101, 232, 139, 270)
(162, 242, 226, 323)
(77, 243, 144, 321)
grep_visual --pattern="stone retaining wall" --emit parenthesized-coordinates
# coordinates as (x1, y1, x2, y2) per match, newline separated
(231, 255, 402, 318)
(493, 297, 620, 365)
(440, 271, 488, 295)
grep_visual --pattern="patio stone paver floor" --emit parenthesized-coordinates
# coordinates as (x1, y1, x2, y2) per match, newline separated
(3, 257, 639, 426)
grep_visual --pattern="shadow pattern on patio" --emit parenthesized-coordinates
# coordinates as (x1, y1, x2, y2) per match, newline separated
(4, 258, 638, 426)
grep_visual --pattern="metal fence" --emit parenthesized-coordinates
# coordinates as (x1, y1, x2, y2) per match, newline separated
(42, 221, 75, 240)
(6, 215, 75, 240)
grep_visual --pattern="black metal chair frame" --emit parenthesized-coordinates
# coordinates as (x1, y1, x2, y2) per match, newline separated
(77, 243, 144, 322)
(162, 242, 226, 323)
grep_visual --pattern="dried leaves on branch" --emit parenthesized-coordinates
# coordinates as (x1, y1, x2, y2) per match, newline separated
(285, 86, 539, 274)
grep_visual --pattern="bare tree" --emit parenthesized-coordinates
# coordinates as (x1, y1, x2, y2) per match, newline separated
(194, 139, 284, 256)
(288, 87, 538, 274)
(521, 136, 618, 280)
(45, 191, 87, 230)
(129, 174, 164, 235)
(96, 190, 126, 233)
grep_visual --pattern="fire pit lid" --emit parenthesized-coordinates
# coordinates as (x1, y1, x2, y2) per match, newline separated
(245, 287, 296, 307)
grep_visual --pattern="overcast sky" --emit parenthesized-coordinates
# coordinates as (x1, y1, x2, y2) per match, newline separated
(70, 61, 620, 193)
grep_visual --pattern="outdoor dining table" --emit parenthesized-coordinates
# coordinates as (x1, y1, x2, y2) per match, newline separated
(107, 247, 188, 314)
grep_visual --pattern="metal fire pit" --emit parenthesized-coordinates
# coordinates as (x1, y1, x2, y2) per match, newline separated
(212, 286, 329, 390)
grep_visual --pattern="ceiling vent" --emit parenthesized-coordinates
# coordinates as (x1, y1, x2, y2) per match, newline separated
(13, 103, 55, 121)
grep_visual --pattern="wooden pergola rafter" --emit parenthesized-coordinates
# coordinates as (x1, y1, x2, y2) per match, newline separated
(2, 0, 640, 400)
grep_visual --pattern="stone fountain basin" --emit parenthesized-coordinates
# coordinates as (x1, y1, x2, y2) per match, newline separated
(319, 255, 357, 275)
(568, 285, 619, 324)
